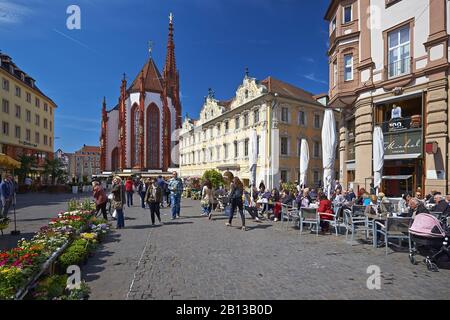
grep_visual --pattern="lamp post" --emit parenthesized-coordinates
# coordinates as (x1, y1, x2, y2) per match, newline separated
(267, 93, 278, 190)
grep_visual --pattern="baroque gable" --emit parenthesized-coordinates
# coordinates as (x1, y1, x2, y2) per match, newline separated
(199, 96, 226, 125)
(230, 77, 267, 109)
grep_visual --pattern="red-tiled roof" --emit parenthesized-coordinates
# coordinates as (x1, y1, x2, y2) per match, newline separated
(128, 58, 164, 94)
(79, 145, 100, 153)
(260, 76, 321, 105)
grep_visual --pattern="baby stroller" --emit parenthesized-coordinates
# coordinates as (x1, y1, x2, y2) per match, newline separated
(409, 213, 449, 272)
(217, 195, 230, 213)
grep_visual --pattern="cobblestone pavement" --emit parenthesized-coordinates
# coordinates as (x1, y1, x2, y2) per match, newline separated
(84, 197, 449, 300)
(3, 194, 448, 300)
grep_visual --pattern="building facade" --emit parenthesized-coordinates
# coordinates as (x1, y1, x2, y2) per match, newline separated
(0, 51, 56, 170)
(180, 74, 338, 189)
(326, 0, 450, 196)
(100, 14, 181, 174)
(54, 148, 72, 177)
(69, 145, 101, 181)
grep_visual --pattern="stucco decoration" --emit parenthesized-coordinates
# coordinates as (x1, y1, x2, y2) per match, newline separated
(198, 96, 226, 125)
(230, 77, 267, 110)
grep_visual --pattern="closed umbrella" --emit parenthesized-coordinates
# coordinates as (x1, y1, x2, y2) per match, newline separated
(373, 126, 384, 194)
(299, 139, 309, 188)
(321, 109, 337, 199)
(248, 129, 258, 198)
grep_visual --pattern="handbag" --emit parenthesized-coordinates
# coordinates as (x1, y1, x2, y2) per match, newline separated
(224, 205, 232, 217)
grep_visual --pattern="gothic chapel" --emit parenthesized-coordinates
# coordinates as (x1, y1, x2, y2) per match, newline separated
(100, 13, 181, 173)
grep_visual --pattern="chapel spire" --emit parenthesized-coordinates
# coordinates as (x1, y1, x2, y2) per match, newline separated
(163, 12, 177, 86)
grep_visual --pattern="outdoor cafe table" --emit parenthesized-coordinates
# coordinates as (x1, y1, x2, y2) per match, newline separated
(365, 212, 388, 248)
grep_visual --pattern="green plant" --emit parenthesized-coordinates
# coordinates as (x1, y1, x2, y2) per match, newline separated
(58, 243, 88, 270)
(32, 275, 68, 300)
(16, 155, 37, 184)
(43, 159, 67, 185)
(282, 182, 298, 195)
(63, 282, 90, 300)
(202, 169, 225, 189)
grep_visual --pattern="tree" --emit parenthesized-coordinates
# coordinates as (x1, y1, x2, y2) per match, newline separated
(16, 155, 37, 184)
(202, 169, 225, 189)
(43, 159, 66, 185)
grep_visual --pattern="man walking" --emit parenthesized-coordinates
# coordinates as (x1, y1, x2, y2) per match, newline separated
(137, 178, 146, 209)
(0, 175, 14, 219)
(168, 171, 183, 219)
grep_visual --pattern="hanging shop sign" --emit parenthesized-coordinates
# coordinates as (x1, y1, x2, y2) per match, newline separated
(384, 129, 422, 156)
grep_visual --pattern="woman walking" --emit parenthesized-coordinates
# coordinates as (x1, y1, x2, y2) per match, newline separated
(111, 176, 126, 229)
(125, 176, 134, 207)
(92, 181, 108, 220)
(144, 179, 163, 226)
(201, 179, 214, 219)
(227, 177, 246, 231)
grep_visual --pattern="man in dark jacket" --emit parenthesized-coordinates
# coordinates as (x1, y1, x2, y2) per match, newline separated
(433, 194, 450, 217)
(403, 198, 429, 219)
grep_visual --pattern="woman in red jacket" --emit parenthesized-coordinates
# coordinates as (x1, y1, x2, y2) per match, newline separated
(318, 193, 333, 234)
(125, 177, 134, 207)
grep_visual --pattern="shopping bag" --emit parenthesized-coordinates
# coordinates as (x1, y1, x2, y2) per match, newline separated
(224, 205, 232, 217)
(112, 210, 117, 219)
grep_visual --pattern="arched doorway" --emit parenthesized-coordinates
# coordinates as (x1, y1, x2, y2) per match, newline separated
(111, 147, 119, 171)
(146, 103, 160, 169)
(130, 104, 140, 168)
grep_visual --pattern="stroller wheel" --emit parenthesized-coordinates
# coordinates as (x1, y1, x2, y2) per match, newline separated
(409, 254, 417, 265)
(425, 258, 439, 272)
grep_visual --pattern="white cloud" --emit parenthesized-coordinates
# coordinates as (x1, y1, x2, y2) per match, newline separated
(0, 1, 32, 24)
(303, 73, 328, 86)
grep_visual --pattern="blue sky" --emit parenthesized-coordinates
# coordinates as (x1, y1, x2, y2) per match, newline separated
(0, 0, 330, 152)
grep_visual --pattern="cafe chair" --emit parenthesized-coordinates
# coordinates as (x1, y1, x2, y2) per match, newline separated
(299, 207, 320, 236)
(375, 217, 413, 255)
(281, 203, 299, 230)
(343, 209, 372, 243)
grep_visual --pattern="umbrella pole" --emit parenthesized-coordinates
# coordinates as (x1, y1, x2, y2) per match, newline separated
(11, 169, 20, 235)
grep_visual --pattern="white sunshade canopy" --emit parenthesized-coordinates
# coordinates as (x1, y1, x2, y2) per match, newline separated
(299, 139, 309, 187)
(373, 126, 384, 190)
(248, 129, 258, 186)
(321, 109, 337, 198)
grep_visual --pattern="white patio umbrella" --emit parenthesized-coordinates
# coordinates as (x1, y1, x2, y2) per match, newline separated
(321, 109, 337, 199)
(248, 129, 258, 197)
(373, 126, 384, 194)
(299, 139, 309, 188)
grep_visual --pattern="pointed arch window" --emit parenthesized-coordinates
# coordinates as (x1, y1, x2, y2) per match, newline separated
(131, 104, 140, 167)
(147, 103, 160, 169)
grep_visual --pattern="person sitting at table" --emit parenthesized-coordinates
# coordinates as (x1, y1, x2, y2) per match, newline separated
(333, 189, 346, 206)
(345, 188, 356, 202)
(377, 192, 391, 215)
(362, 193, 371, 206)
(272, 188, 282, 222)
(243, 191, 261, 222)
(398, 193, 411, 214)
(433, 194, 450, 217)
(280, 190, 294, 206)
(355, 188, 367, 205)
(318, 193, 333, 234)
(401, 198, 429, 219)
(259, 189, 272, 216)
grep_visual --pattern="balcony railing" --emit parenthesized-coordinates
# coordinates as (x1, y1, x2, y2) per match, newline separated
(387, 57, 412, 79)
(379, 116, 422, 133)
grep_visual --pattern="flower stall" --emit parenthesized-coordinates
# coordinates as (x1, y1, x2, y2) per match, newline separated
(0, 199, 110, 300)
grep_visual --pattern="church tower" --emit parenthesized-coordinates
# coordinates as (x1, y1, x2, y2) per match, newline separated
(162, 13, 182, 169)
(100, 97, 108, 172)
